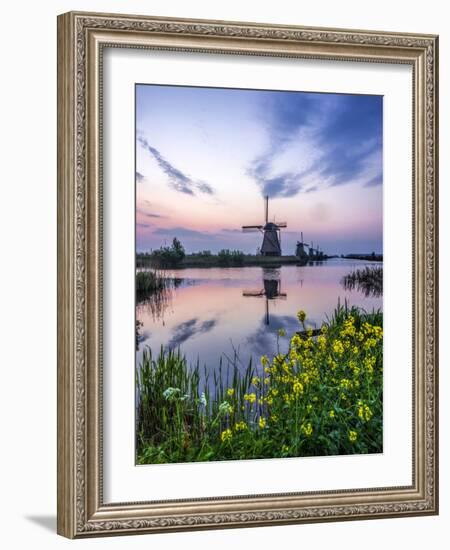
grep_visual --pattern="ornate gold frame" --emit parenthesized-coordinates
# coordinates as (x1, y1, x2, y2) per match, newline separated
(57, 11, 439, 538)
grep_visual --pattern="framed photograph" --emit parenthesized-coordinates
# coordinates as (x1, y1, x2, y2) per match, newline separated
(57, 11, 439, 538)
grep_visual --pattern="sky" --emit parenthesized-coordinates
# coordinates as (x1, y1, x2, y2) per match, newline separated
(136, 84, 383, 255)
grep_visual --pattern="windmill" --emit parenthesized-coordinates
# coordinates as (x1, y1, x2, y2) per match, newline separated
(242, 268, 287, 325)
(295, 232, 309, 260)
(242, 196, 287, 257)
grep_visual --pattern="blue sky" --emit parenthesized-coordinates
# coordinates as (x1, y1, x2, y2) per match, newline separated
(136, 84, 383, 255)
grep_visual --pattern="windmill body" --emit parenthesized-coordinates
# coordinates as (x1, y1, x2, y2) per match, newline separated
(261, 222, 282, 256)
(242, 196, 286, 257)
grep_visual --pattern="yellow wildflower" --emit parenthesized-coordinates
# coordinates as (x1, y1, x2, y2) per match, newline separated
(373, 326, 383, 339)
(297, 310, 306, 323)
(226, 388, 235, 397)
(234, 421, 247, 432)
(259, 417, 267, 429)
(348, 430, 358, 442)
(221, 429, 233, 443)
(339, 378, 352, 390)
(329, 410, 335, 419)
(357, 400, 373, 422)
(244, 393, 256, 404)
(293, 380, 304, 396)
(301, 422, 313, 437)
(363, 356, 376, 375)
(332, 340, 345, 355)
(363, 337, 377, 351)
(317, 335, 327, 350)
(252, 376, 261, 386)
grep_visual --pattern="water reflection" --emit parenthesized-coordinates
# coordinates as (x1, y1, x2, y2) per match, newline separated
(136, 277, 184, 321)
(242, 268, 287, 325)
(167, 318, 217, 350)
(135, 260, 383, 372)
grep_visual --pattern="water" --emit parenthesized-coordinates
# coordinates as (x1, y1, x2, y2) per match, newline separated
(136, 259, 382, 372)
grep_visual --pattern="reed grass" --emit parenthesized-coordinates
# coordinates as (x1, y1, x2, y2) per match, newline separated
(342, 266, 383, 297)
(136, 269, 167, 293)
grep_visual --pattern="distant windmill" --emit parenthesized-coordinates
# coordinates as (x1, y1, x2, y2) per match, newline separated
(242, 268, 287, 325)
(242, 196, 287, 257)
(295, 232, 309, 260)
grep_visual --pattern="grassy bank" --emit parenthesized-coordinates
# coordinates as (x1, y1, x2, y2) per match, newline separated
(137, 252, 312, 269)
(136, 304, 383, 464)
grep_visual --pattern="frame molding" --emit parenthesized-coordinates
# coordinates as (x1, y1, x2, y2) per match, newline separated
(57, 11, 438, 538)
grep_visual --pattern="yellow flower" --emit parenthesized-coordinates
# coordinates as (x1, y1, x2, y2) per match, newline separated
(306, 404, 313, 413)
(244, 392, 256, 404)
(348, 430, 358, 442)
(293, 380, 304, 396)
(221, 429, 233, 443)
(277, 328, 286, 337)
(341, 317, 356, 338)
(261, 355, 269, 367)
(270, 414, 278, 423)
(252, 376, 261, 386)
(332, 340, 345, 355)
(301, 422, 313, 437)
(226, 388, 235, 397)
(297, 310, 306, 323)
(373, 325, 383, 339)
(284, 393, 294, 405)
(317, 335, 327, 350)
(281, 444, 289, 453)
(357, 400, 373, 422)
(363, 337, 377, 351)
(259, 417, 267, 429)
(234, 421, 247, 432)
(329, 410, 335, 419)
(339, 378, 352, 390)
(363, 356, 376, 375)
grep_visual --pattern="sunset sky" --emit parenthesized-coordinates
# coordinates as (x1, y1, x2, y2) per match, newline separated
(136, 84, 383, 255)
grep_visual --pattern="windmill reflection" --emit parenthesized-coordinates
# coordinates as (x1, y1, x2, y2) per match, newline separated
(242, 268, 287, 325)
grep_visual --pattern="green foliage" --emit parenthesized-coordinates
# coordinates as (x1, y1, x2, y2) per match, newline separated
(150, 237, 186, 268)
(217, 249, 245, 266)
(136, 303, 383, 464)
(189, 250, 213, 258)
